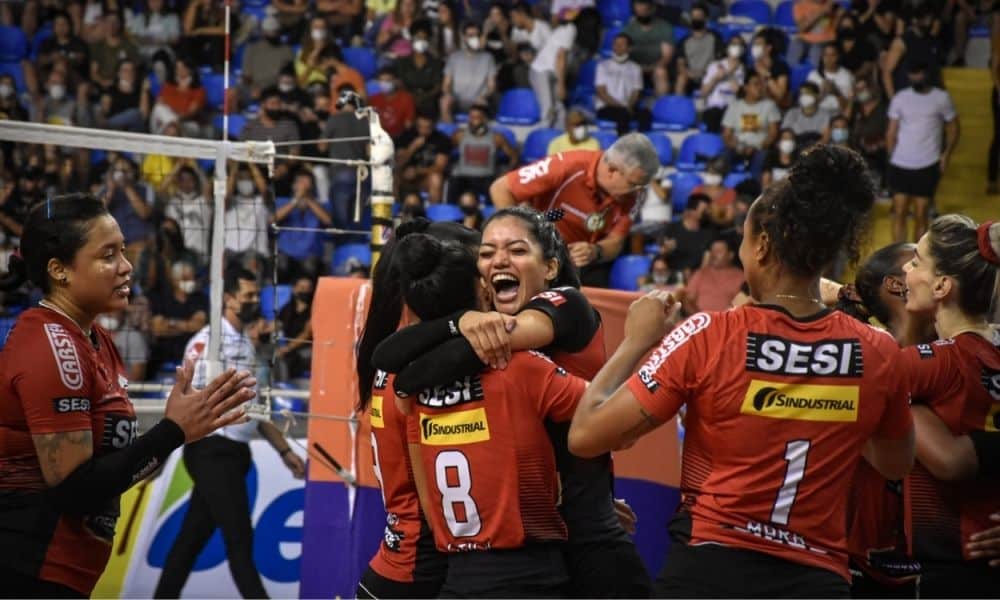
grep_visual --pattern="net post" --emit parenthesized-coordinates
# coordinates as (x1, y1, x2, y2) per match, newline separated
(206, 143, 230, 381)
(366, 109, 395, 273)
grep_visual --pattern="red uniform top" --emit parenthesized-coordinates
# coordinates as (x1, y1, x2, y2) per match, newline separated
(0, 308, 136, 595)
(898, 334, 1000, 563)
(366, 370, 444, 583)
(408, 351, 586, 552)
(505, 150, 637, 244)
(627, 305, 913, 581)
(846, 461, 915, 584)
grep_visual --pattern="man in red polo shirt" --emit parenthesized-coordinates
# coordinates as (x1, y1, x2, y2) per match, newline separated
(489, 133, 660, 287)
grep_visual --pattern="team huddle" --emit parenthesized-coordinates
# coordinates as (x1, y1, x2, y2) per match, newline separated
(354, 145, 1000, 598)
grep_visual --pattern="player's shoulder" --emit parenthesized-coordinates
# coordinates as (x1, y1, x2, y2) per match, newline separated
(526, 286, 591, 312)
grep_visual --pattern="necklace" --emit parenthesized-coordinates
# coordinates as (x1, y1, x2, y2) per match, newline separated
(38, 299, 92, 336)
(772, 293, 826, 306)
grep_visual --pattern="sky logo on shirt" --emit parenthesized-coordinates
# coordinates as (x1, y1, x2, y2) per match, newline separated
(419, 408, 490, 445)
(44, 323, 84, 390)
(517, 157, 552, 184)
(741, 379, 859, 422)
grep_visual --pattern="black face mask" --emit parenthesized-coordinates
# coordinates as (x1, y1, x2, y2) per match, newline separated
(690, 18, 706, 30)
(237, 301, 261, 324)
(473, 123, 488, 135)
(636, 14, 654, 24)
(316, 110, 330, 121)
(295, 291, 312, 305)
(910, 79, 928, 92)
(402, 205, 426, 219)
(264, 108, 283, 120)
(266, 35, 282, 45)
(459, 203, 479, 216)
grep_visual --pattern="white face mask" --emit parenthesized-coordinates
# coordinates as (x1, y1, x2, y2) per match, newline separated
(703, 173, 722, 186)
(751, 45, 765, 60)
(466, 37, 481, 50)
(98, 315, 121, 331)
(652, 273, 669, 285)
(112, 169, 126, 183)
(179, 280, 196, 294)
(49, 84, 66, 100)
(278, 81, 294, 93)
(856, 90, 872, 103)
(311, 28, 327, 41)
(572, 124, 588, 139)
(612, 52, 629, 63)
(727, 45, 743, 59)
(413, 39, 430, 53)
(778, 139, 796, 154)
(0, 83, 14, 98)
(798, 94, 816, 108)
(831, 127, 849, 143)
(237, 179, 255, 196)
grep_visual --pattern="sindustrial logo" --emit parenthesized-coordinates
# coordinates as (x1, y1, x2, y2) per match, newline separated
(419, 408, 490, 445)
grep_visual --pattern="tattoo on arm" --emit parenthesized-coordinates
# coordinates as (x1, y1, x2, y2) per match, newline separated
(33, 430, 94, 487)
(621, 407, 662, 442)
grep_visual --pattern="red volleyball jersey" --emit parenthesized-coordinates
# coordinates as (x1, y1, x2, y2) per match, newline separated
(0, 308, 136, 595)
(408, 351, 586, 552)
(627, 305, 912, 581)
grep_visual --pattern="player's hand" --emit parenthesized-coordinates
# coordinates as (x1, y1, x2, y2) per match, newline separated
(282, 449, 307, 479)
(967, 512, 1000, 567)
(625, 290, 681, 350)
(165, 360, 256, 442)
(568, 241, 596, 267)
(614, 498, 638, 535)
(459, 310, 516, 370)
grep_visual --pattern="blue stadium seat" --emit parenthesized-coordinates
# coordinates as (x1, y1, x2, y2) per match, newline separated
(213, 114, 247, 138)
(651, 95, 697, 132)
(676, 132, 724, 171)
(593, 130, 617, 150)
(596, 119, 618, 131)
(244, 0, 270, 6)
(673, 24, 690, 42)
(0, 61, 26, 94)
(609, 255, 652, 291)
(481, 204, 497, 219)
(260, 284, 292, 320)
(790, 62, 813, 93)
(343, 47, 378, 79)
(241, 3, 269, 22)
(202, 72, 226, 110)
(600, 25, 623, 57)
(729, 0, 772, 25)
(724, 172, 751, 188)
(0, 315, 15, 350)
(0, 26, 27, 62)
(426, 203, 464, 222)
(436, 122, 458, 137)
(29, 23, 53, 60)
(575, 59, 598, 92)
(774, 1, 796, 32)
(669, 171, 704, 213)
(332, 242, 372, 274)
(522, 128, 563, 163)
(645, 132, 674, 166)
(148, 72, 162, 97)
(598, 0, 632, 26)
(497, 88, 540, 125)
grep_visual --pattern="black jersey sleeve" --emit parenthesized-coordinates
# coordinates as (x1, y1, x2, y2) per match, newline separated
(371, 309, 468, 373)
(393, 338, 486, 397)
(521, 287, 599, 354)
(970, 430, 1000, 478)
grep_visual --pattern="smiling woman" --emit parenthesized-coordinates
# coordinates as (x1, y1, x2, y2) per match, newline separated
(0, 194, 256, 598)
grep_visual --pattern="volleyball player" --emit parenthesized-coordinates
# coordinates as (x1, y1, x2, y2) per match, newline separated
(0, 194, 255, 597)
(354, 218, 481, 598)
(374, 206, 652, 597)
(568, 145, 916, 597)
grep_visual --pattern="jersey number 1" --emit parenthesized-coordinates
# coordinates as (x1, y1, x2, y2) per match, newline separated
(435, 451, 482, 537)
(771, 440, 811, 526)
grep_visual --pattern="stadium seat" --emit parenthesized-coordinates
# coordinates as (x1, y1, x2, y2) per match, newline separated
(575, 59, 598, 92)
(676, 132, 724, 171)
(202, 72, 226, 110)
(774, 1, 796, 32)
(0, 315, 15, 350)
(645, 132, 674, 166)
(729, 0, 772, 25)
(0, 26, 27, 62)
(598, 0, 632, 26)
(481, 204, 497, 219)
(260, 284, 292, 320)
(436, 122, 458, 137)
(497, 88, 540, 125)
(790, 62, 813, 93)
(724, 172, 752, 188)
(343, 47, 378, 79)
(332, 242, 372, 274)
(241, 3, 269, 22)
(426, 203, 464, 222)
(651, 95, 697, 132)
(213, 114, 247, 138)
(521, 128, 563, 163)
(0, 61, 26, 94)
(593, 130, 617, 149)
(609, 255, 652, 291)
(600, 25, 623, 58)
(29, 23, 53, 60)
(673, 24, 690, 42)
(669, 171, 704, 213)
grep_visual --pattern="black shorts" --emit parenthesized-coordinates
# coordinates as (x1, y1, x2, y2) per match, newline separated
(916, 560, 1000, 598)
(438, 543, 569, 598)
(356, 566, 443, 599)
(565, 538, 653, 598)
(887, 163, 941, 197)
(0, 567, 84, 599)
(848, 568, 917, 599)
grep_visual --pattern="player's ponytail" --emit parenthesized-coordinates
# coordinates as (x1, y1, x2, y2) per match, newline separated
(927, 215, 1000, 318)
(396, 234, 479, 323)
(836, 242, 914, 326)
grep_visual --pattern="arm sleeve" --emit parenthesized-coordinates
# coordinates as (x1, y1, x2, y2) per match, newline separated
(887, 95, 902, 120)
(874, 355, 914, 440)
(969, 430, 1000, 477)
(371, 310, 468, 373)
(940, 91, 957, 122)
(521, 287, 599, 353)
(721, 104, 738, 130)
(896, 343, 956, 406)
(393, 337, 486, 397)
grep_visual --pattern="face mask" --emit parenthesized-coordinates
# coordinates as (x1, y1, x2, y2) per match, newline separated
(278, 81, 294, 93)
(237, 301, 261, 324)
(690, 18, 706, 30)
(413, 39, 430, 53)
(295, 291, 312, 304)
(613, 52, 629, 63)
(856, 90, 872, 103)
(402, 204, 425, 219)
(798, 94, 816, 108)
(778, 139, 796, 154)
(652, 273, 669, 285)
(98, 315, 120, 330)
(316, 109, 330, 120)
(751, 45, 765, 60)
(636, 14, 653, 24)
(911, 79, 928, 92)
(727, 44, 743, 59)
(177, 76, 192, 87)
(179, 280, 196, 294)
(112, 169, 125, 183)
(831, 127, 849, 143)
(311, 28, 327, 41)
(572, 124, 588, 139)
(379, 80, 395, 94)
(237, 179, 255, 196)
(49, 84, 66, 100)
(459, 203, 478, 216)
(265, 108, 283, 120)
(466, 37, 481, 50)
(266, 34, 282, 45)
(703, 173, 722, 186)
(473, 123, 488, 135)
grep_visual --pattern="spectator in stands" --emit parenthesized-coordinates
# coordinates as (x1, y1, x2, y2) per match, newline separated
(273, 0, 310, 39)
(36, 11, 89, 92)
(551, 0, 595, 23)
(681, 234, 744, 313)
(136, 216, 200, 298)
(548, 107, 601, 154)
(835, 15, 876, 82)
(750, 30, 790, 108)
(278, 67, 314, 117)
(497, 42, 536, 93)
(882, 5, 944, 98)
(457, 191, 485, 230)
(761, 127, 798, 188)
(596, 33, 652, 135)
(142, 120, 187, 193)
(398, 192, 427, 222)
(435, 0, 460, 57)
(449, 103, 520, 203)
(274, 169, 333, 279)
(789, 0, 842, 65)
(242, 87, 302, 149)
(225, 162, 272, 274)
(316, 0, 365, 42)
(849, 76, 888, 184)
(0, 75, 28, 122)
(0, 170, 41, 241)
(700, 35, 747, 133)
(484, 3, 514, 63)
(853, 0, 899, 51)
(180, 0, 245, 72)
(30, 68, 89, 127)
(98, 304, 149, 382)
(296, 17, 339, 88)
(674, 4, 723, 95)
(152, 58, 207, 138)
(622, 0, 674, 96)
(656, 192, 713, 277)
(149, 260, 208, 378)
(376, 0, 419, 59)
(638, 254, 684, 293)
(96, 59, 152, 133)
(396, 21, 444, 117)
(275, 276, 315, 381)
(397, 112, 451, 204)
(530, 11, 576, 128)
(635, 167, 672, 234)
(89, 10, 141, 91)
(808, 43, 853, 112)
(441, 22, 497, 123)
(241, 16, 296, 103)
(886, 61, 959, 242)
(511, 2, 552, 51)
(101, 155, 152, 261)
(781, 81, 834, 146)
(722, 71, 780, 178)
(126, 0, 181, 64)
(365, 0, 395, 32)
(320, 87, 369, 227)
(825, 113, 850, 146)
(163, 165, 212, 266)
(370, 66, 416, 138)
(327, 44, 367, 101)
(692, 157, 736, 227)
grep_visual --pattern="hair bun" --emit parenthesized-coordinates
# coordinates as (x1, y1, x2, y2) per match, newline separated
(793, 145, 875, 215)
(395, 217, 431, 241)
(396, 233, 443, 281)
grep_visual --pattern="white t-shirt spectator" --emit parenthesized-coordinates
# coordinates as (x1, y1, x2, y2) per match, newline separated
(888, 87, 957, 169)
(532, 24, 576, 73)
(165, 192, 213, 264)
(225, 193, 270, 257)
(807, 67, 854, 112)
(722, 98, 781, 149)
(512, 19, 553, 51)
(187, 318, 259, 443)
(702, 59, 745, 109)
(595, 57, 642, 109)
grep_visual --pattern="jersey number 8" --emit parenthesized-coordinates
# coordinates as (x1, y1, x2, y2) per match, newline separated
(435, 451, 482, 537)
